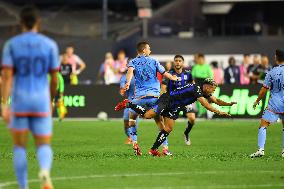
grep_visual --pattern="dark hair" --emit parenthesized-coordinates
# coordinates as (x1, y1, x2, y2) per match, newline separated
(243, 54, 250, 57)
(197, 53, 204, 58)
(211, 61, 218, 68)
(20, 6, 39, 30)
(228, 56, 236, 65)
(174, 55, 184, 61)
(203, 78, 218, 87)
(261, 54, 268, 58)
(118, 49, 126, 55)
(136, 41, 149, 53)
(276, 49, 284, 62)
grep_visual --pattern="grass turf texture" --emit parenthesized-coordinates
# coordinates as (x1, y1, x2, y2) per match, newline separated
(0, 120, 284, 189)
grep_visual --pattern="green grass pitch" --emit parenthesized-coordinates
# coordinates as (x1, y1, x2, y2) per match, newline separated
(0, 119, 284, 189)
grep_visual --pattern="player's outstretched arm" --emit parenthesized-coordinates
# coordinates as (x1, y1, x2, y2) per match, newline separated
(253, 86, 268, 109)
(1, 68, 13, 123)
(163, 72, 178, 81)
(209, 96, 237, 106)
(197, 97, 231, 117)
(124, 67, 134, 90)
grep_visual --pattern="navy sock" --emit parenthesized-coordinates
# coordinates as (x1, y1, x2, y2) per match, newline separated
(127, 102, 146, 116)
(184, 121, 194, 138)
(151, 130, 169, 150)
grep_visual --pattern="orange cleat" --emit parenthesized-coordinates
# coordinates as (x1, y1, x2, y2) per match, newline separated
(148, 149, 161, 157)
(114, 99, 130, 111)
(42, 184, 53, 189)
(133, 143, 142, 156)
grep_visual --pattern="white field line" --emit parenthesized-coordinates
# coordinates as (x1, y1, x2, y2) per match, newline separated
(127, 183, 284, 189)
(0, 170, 283, 188)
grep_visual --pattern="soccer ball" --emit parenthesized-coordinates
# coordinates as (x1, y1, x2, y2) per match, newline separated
(97, 111, 108, 121)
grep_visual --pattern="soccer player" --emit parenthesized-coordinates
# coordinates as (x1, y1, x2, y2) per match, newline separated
(121, 41, 178, 155)
(119, 61, 137, 144)
(161, 55, 196, 146)
(53, 73, 67, 121)
(116, 78, 236, 156)
(250, 49, 284, 158)
(191, 53, 213, 117)
(1, 6, 59, 189)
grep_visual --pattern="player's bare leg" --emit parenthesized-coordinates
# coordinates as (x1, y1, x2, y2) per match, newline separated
(250, 119, 270, 158)
(144, 109, 157, 119)
(184, 112, 195, 146)
(115, 99, 157, 120)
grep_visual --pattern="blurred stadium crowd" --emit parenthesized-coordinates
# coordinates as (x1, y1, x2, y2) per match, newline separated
(91, 51, 271, 86)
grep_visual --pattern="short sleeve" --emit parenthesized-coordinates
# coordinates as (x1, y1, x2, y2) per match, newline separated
(2, 41, 14, 68)
(155, 60, 165, 74)
(49, 41, 60, 72)
(263, 71, 272, 89)
(185, 70, 193, 82)
(120, 75, 126, 88)
(74, 55, 83, 64)
(128, 59, 135, 69)
(194, 85, 203, 98)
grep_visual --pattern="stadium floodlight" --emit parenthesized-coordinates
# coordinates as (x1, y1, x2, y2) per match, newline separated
(135, 0, 152, 38)
(202, 3, 233, 14)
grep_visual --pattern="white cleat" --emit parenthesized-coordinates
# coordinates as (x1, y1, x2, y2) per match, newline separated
(282, 149, 284, 158)
(184, 134, 191, 146)
(250, 149, 265, 158)
(39, 170, 54, 189)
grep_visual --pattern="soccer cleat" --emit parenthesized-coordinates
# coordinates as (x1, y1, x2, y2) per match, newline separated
(133, 143, 142, 156)
(282, 149, 284, 158)
(162, 147, 173, 156)
(148, 149, 161, 157)
(39, 170, 53, 189)
(184, 134, 191, 146)
(125, 137, 132, 145)
(114, 99, 129, 111)
(250, 149, 265, 158)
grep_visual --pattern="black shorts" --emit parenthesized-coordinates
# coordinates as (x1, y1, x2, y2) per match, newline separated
(161, 109, 180, 120)
(155, 93, 171, 115)
(183, 104, 195, 114)
(154, 93, 179, 120)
